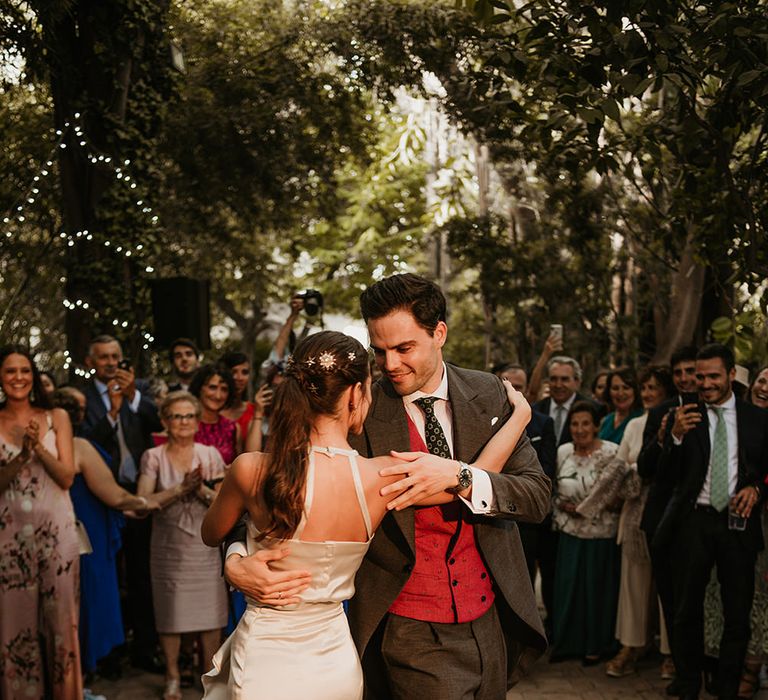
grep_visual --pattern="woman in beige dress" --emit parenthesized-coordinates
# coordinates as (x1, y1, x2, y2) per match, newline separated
(200, 330, 532, 700)
(138, 391, 227, 700)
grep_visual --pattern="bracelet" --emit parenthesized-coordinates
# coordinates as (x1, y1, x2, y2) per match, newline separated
(137, 496, 148, 509)
(753, 485, 761, 499)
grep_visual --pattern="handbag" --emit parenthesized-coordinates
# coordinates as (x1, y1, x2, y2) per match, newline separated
(75, 519, 93, 555)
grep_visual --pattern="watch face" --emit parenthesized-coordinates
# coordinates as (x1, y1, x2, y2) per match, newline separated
(458, 468, 472, 489)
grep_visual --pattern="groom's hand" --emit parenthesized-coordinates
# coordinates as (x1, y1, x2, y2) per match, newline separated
(379, 452, 464, 510)
(224, 548, 312, 607)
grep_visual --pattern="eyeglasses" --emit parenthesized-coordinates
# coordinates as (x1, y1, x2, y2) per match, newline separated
(168, 413, 196, 422)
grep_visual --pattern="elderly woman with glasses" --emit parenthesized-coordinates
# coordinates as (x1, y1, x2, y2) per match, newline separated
(137, 391, 228, 700)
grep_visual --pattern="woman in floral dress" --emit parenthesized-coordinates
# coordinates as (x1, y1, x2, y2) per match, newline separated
(551, 400, 621, 664)
(0, 346, 80, 699)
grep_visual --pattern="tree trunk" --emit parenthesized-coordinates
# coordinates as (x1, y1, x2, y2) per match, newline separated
(651, 230, 706, 363)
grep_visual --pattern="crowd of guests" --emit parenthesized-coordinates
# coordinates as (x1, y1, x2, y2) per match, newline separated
(1, 294, 767, 700)
(494, 343, 768, 700)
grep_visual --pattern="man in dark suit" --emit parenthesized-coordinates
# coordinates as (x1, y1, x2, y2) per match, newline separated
(81, 335, 162, 482)
(494, 362, 557, 635)
(637, 345, 698, 690)
(80, 334, 163, 673)
(225, 274, 550, 698)
(655, 343, 768, 700)
(533, 356, 593, 446)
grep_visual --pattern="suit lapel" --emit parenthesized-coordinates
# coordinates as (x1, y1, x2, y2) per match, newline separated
(693, 403, 710, 484)
(85, 383, 107, 423)
(446, 365, 489, 462)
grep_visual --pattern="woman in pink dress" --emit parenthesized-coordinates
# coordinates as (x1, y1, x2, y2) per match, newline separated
(139, 391, 228, 700)
(0, 346, 80, 700)
(189, 364, 241, 465)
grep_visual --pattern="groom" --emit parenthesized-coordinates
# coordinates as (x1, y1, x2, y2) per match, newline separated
(226, 273, 550, 698)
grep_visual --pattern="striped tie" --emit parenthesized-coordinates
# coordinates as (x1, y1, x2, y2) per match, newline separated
(709, 406, 729, 512)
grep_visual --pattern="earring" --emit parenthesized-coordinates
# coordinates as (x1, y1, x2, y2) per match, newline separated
(30, 388, 35, 402)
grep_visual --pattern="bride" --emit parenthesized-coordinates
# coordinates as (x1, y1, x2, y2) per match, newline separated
(201, 330, 531, 700)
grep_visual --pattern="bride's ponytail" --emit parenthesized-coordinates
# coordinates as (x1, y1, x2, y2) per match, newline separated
(258, 331, 369, 541)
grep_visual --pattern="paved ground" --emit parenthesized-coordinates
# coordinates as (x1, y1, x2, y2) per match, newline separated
(88, 653, 768, 699)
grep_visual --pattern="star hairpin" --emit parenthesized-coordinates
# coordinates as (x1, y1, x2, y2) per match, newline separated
(308, 382, 319, 395)
(347, 352, 356, 361)
(305, 357, 316, 367)
(318, 351, 336, 370)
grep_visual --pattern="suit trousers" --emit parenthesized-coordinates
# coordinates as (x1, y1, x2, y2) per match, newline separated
(379, 605, 506, 700)
(674, 507, 756, 699)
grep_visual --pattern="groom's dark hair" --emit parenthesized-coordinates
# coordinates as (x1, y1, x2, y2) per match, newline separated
(359, 273, 446, 335)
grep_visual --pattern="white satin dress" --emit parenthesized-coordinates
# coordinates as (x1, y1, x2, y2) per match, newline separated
(202, 447, 372, 700)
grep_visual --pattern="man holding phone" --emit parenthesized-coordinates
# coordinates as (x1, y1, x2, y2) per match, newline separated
(82, 335, 161, 484)
(81, 334, 163, 673)
(655, 343, 768, 700)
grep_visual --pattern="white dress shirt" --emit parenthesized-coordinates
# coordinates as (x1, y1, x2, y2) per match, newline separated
(549, 392, 577, 444)
(402, 363, 494, 515)
(696, 393, 739, 505)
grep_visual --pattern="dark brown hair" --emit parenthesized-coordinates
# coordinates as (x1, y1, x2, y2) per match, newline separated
(602, 366, 642, 411)
(260, 330, 369, 541)
(0, 346, 53, 410)
(638, 365, 674, 399)
(359, 273, 446, 335)
(697, 343, 735, 372)
(188, 363, 237, 410)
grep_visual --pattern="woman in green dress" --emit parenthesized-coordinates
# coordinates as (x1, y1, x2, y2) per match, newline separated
(598, 367, 643, 445)
(551, 401, 621, 664)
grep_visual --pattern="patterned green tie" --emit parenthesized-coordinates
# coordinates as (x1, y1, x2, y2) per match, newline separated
(414, 397, 452, 459)
(709, 406, 729, 512)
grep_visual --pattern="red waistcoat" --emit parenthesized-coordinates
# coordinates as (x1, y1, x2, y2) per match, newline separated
(388, 417, 495, 623)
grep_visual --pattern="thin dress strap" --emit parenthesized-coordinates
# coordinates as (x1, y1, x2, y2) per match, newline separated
(346, 451, 373, 540)
(309, 447, 373, 540)
(293, 450, 315, 540)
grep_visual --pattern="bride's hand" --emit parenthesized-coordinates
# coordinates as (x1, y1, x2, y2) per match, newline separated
(502, 379, 531, 420)
(380, 453, 462, 510)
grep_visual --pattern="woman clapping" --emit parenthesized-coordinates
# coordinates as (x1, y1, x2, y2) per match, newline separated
(138, 391, 227, 700)
(0, 346, 81, 699)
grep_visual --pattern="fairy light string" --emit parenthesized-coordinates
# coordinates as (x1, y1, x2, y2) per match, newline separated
(3, 114, 161, 372)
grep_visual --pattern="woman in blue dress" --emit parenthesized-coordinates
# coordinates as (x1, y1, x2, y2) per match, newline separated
(53, 388, 159, 674)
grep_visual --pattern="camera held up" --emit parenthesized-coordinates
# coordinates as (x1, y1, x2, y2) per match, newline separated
(296, 289, 324, 317)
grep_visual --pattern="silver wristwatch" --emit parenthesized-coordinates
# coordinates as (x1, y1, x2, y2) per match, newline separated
(446, 461, 473, 494)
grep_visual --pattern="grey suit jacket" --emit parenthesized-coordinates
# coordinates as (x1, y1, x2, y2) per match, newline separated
(348, 363, 550, 693)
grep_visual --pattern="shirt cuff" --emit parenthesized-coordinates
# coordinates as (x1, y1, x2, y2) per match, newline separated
(226, 542, 248, 560)
(672, 434, 683, 446)
(127, 390, 141, 413)
(458, 467, 495, 514)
